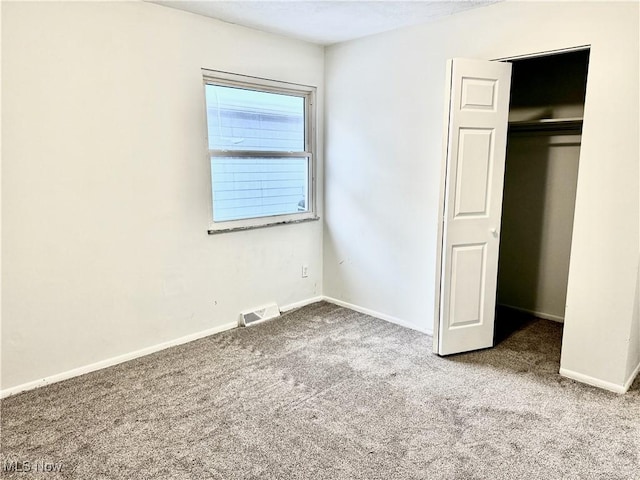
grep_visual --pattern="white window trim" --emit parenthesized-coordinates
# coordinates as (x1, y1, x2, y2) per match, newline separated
(202, 69, 318, 234)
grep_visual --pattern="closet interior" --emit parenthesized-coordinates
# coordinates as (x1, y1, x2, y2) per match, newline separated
(495, 49, 590, 346)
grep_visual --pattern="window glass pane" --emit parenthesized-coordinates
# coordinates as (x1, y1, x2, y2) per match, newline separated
(211, 156, 308, 222)
(206, 85, 304, 152)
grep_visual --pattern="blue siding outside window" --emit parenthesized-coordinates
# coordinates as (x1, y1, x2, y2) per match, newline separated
(211, 157, 308, 222)
(205, 85, 309, 222)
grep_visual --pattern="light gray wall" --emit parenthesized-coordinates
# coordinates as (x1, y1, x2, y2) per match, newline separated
(324, 1, 639, 389)
(1, 1, 324, 391)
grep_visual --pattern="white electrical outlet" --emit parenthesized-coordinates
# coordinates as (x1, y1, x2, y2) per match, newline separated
(301, 265, 309, 278)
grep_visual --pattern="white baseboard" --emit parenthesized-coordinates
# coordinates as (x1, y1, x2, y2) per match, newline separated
(559, 367, 629, 394)
(622, 360, 640, 392)
(499, 303, 564, 323)
(0, 321, 237, 399)
(0, 295, 435, 399)
(280, 296, 324, 313)
(0, 295, 324, 398)
(322, 296, 432, 335)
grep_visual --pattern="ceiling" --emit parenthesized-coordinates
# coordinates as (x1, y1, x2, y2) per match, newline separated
(150, 1, 501, 45)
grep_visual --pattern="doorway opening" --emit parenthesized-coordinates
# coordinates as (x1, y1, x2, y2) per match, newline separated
(494, 49, 591, 360)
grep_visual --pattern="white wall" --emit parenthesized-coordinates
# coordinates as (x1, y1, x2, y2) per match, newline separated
(324, 1, 639, 389)
(1, 1, 324, 391)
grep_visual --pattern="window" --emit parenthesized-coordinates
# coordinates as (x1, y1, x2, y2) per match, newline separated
(203, 70, 317, 233)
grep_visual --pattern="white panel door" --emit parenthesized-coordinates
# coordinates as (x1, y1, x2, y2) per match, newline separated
(435, 59, 512, 356)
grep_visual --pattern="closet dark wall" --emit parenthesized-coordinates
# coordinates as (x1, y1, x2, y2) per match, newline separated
(497, 50, 589, 321)
(508, 50, 589, 120)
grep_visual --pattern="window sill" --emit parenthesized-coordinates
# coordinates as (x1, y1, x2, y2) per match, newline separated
(208, 216, 320, 235)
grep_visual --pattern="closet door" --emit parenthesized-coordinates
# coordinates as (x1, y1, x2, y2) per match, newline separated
(434, 59, 512, 356)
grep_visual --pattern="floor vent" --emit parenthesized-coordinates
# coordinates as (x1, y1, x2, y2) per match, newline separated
(239, 303, 280, 327)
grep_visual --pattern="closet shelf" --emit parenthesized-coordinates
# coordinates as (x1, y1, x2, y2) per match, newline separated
(508, 117, 583, 133)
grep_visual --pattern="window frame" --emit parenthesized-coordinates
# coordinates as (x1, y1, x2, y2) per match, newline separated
(202, 69, 318, 233)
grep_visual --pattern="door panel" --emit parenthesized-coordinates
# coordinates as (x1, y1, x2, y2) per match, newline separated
(436, 59, 512, 356)
(449, 244, 486, 328)
(460, 77, 497, 110)
(454, 128, 494, 216)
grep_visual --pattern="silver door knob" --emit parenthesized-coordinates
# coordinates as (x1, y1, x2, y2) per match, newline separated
(490, 228, 498, 237)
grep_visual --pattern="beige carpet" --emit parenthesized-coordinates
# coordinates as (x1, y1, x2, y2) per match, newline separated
(1, 301, 639, 479)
